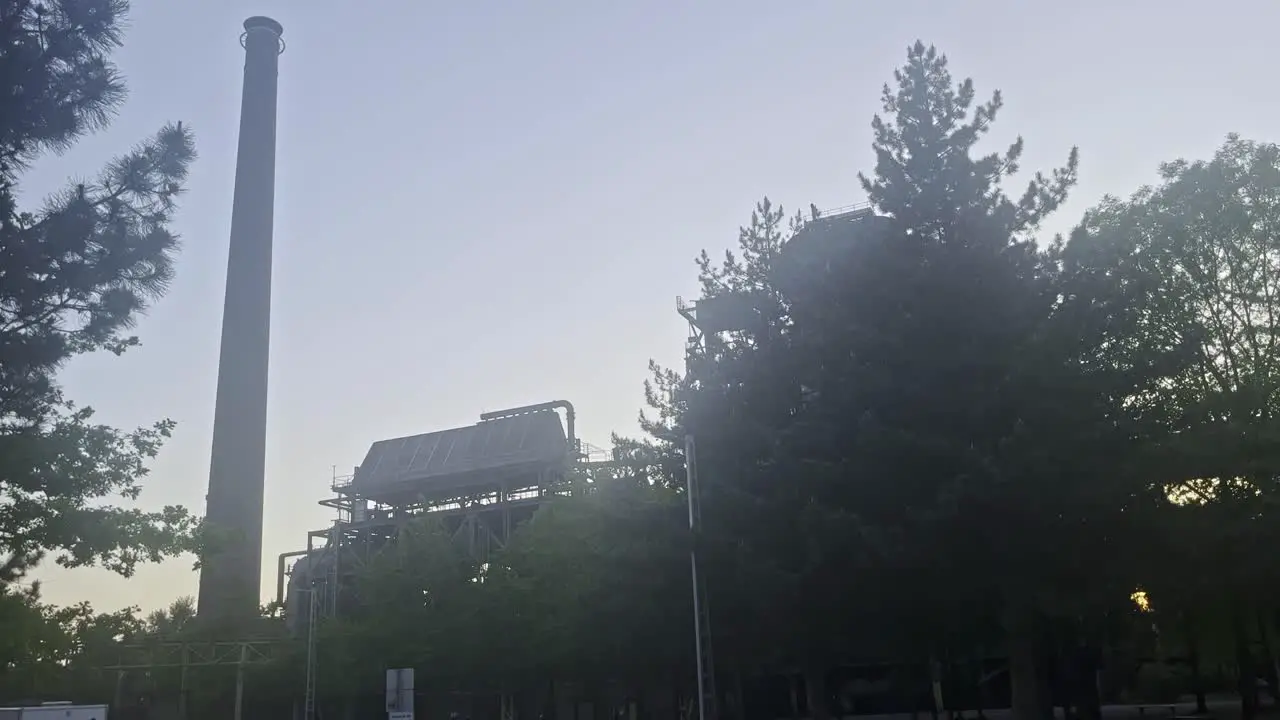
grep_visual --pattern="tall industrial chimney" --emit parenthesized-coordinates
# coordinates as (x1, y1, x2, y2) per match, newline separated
(198, 16, 284, 623)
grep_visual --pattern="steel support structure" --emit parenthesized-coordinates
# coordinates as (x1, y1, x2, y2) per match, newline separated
(105, 641, 280, 720)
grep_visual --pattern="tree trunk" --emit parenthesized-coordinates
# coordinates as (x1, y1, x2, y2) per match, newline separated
(1183, 615, 1209, 715)
(733, 669, 746, 720)
(1073, 643, 1102, 720)
(541, 679, 555, 720)
(1234, 609, 1259, 720)
(1046, 641, 1067, 720)
(1007, 608, 1050, 720)
(804, 665, 830, 720)
(974, 656, 990, 720)
(1255, 610, 1279, 703)
(929, 654, 945, 720)
(1052, 642, 1071, 720)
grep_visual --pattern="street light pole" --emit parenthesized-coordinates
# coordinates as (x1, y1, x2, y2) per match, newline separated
(304, 584, 319, 720)
(686, 435, 718, 720)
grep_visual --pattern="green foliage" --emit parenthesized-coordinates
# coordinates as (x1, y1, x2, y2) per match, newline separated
(495, 480, 690, 681)
(1072, 135, 1280, 684)
(144, 595, 197, 637)
(0, 582, 142, 702)
(0, 0, 199, 586)
(311, 521, 489, 699)
(860, 44, 1077, 242)
(313, 483, 690, 698)
(633, 42, 1118, 682)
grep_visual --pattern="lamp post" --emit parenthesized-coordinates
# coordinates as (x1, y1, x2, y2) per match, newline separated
(303, 584, 319, 720)
(686, 435, 717, 720)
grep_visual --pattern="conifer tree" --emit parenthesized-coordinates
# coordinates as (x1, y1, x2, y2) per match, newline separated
(813, 42, 1163, 720)
(860, 43, 1078, 243)
(0, 0, 198, 586)
(848, 42, 1076, 720)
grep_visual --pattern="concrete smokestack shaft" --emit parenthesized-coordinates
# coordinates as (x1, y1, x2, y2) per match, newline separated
(198, 16, 284, 622)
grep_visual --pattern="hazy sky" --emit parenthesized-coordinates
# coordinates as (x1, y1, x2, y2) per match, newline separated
(23, 0, 1280, 612)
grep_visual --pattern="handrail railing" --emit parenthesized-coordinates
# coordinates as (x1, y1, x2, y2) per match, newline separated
(811, 201, 872, 220)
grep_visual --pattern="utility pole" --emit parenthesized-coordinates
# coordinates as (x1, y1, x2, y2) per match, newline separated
(304, 585, 319, 720)
(686, 435, 717, 720)
(234, 644, 248, 720)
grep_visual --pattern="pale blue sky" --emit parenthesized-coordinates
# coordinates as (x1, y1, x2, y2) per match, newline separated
(24, 0, 1280, 611)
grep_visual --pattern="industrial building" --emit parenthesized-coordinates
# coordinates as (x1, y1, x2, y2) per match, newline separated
(278, 401, 601, 720)
(281, 400, 582, 627)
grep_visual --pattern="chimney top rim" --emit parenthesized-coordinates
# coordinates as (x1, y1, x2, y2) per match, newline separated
(243, 16, 283, 37)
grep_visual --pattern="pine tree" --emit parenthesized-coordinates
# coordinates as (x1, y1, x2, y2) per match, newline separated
(0, 0, 198, 586)
(809, 42, 1154, 720)
(860, 41, 1078, 243)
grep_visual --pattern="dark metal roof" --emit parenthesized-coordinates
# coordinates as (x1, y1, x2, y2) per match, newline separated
(773, 209, 889, 297)
(352, 411, 568, 491)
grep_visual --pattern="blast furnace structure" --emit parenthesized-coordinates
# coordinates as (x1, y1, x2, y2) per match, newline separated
(282, 401, 596, 720)
(282, 401, 585, 625)
(199, 15, 286, 623)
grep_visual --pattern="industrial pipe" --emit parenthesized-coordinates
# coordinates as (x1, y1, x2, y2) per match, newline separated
(276, 550, 309, 607)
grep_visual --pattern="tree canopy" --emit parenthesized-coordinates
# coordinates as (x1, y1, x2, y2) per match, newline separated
(0, 0, 199, 587)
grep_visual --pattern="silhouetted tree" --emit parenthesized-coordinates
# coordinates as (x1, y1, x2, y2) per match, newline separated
(1073, 135, 1280, 720)
(0, 582, 142, 702)
(0, 0, 199, 586)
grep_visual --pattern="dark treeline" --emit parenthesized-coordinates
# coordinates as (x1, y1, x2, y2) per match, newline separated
(5, 4, 1280, 720)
